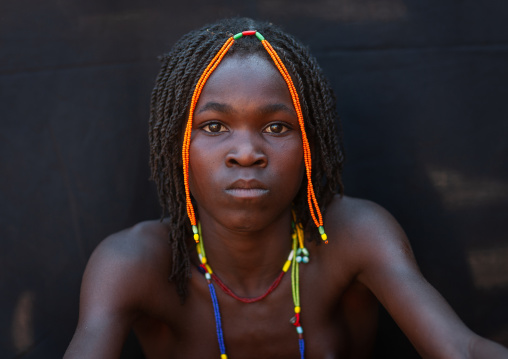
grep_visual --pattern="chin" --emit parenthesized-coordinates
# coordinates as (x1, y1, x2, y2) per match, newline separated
(224, 206, 291, 232)
(224, 211, 264, 231)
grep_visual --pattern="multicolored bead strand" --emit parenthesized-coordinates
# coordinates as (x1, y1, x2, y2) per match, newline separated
(291, 223, 305, 359)
(197, 219, 308, 358)
(181, 30, 329, 244)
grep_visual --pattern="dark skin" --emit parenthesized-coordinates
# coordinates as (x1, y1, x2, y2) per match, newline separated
(65, 54, 508, 358)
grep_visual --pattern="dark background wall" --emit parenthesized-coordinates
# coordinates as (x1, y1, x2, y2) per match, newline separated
(1, 0, 507, 358)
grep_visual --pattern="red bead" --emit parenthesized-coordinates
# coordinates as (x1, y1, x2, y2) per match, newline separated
(242, 30, 256, 36)
(292, 313, 301, 326)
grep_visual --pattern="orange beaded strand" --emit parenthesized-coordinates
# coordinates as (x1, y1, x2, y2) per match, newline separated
(260, 40, 323, 229)
(182, 37, 234, 240)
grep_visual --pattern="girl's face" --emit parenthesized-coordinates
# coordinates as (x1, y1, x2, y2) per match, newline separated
(189, 53, 305, 231)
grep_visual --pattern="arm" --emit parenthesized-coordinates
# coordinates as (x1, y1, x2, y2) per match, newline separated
(64, 232, 149, 358)
(343, 200, 508, 358)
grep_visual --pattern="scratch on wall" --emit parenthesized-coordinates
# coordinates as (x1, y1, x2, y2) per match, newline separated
(12, 291, 35, 353)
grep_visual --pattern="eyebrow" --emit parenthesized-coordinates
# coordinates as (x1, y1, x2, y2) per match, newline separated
(257, 103, 296, 116)
(197, 102, 234, 114)
(197, 101, 296, 116)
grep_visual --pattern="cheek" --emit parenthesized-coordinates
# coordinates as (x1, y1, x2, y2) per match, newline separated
(187, 143, 221, 200)
(283, 137, 304, 170)
(274, 140, 305, 192)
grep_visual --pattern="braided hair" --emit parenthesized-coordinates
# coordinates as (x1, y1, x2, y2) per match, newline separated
(149, 17, 345, 299)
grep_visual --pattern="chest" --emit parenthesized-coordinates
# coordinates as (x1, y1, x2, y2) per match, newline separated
(133, 263, 373, 359)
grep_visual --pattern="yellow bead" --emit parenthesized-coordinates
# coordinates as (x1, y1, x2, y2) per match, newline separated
(221, 355, 228, 359)
(201, 257, 207, 264)
(321, 233, 327, 241)
(282, 260, 291, 272)
(295, 306, 301, 313)
(205, 264, 213, 274)
(194, 233, 199, 241)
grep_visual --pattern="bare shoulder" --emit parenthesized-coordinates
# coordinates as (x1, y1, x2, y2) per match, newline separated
(323, 195, 416, 278)
(325, 195, 403, 236)
(88, 219, 171, 278)
(80, 219, 173, 314)
(93, 219, 171, 270)
(325, 195, 407, 240)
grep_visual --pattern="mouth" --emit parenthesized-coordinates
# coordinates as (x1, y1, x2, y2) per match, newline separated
(225, 179, 269, 199)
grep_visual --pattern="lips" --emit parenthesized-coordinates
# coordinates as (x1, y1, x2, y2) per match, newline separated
(225, 179, 269, 199)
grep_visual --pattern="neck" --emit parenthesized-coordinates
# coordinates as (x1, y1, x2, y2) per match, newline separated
(196, 208, 293, 297)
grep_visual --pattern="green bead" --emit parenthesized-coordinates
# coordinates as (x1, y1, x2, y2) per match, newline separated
(302, 248, 309, 256)
(318, 226, 325, 235)
(192, 225, 198, 234)
(302, 256, 309, 263)
(296, 248, 302, 255)
(233, 33, 243, 40)
(296, 256, 302, 263)
(255, 32, 265, 41)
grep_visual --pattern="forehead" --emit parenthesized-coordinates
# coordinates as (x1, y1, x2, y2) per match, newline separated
(195, 53, 292, 108)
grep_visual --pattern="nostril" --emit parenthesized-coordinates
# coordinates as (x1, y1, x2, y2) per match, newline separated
(228, 158, 240, 166)
(226, 154, 266, 167)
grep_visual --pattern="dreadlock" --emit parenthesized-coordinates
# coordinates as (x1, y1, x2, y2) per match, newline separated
(149, 17, 345, 300)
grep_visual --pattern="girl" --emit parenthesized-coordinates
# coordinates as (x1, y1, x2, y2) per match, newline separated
(65, 18, 508, 358)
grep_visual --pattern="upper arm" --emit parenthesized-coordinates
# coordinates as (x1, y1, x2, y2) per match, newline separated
(65, 231, 155, 358)
(332, 198, 475, 358)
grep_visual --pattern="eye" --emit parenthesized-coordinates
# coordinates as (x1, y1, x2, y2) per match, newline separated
(264, 123, 290, 134)
(202, 122, 228, 133)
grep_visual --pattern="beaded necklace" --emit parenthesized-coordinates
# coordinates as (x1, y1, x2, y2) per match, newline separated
(196, 220, 309, 359)
(206, 261, 287, 304)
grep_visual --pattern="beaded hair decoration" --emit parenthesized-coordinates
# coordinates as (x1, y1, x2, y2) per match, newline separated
(182, 30, 328, 244)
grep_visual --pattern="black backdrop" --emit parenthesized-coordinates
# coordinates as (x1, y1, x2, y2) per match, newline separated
(1, 1, 507, 358)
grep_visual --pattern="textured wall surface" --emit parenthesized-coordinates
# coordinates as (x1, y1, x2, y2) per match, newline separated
(1, 0, 507, 357)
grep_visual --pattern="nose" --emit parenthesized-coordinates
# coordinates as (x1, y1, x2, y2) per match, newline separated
(225, 131, 267, 168)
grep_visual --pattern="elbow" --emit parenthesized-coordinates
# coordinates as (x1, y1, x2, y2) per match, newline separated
(468, 334, 508, 359)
